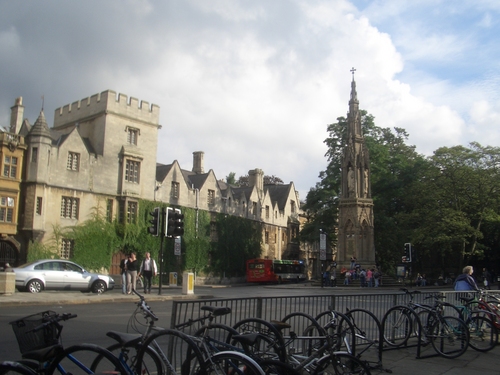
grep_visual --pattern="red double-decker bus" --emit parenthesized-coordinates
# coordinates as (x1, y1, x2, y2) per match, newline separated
(246, 258, 306, 283)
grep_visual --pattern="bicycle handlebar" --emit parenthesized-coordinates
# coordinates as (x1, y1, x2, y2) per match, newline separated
(29, 313, 78, 333)
(132, 289, 158, 321)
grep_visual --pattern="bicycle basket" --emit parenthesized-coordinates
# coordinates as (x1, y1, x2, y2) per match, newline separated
(9, 310, 60, 354)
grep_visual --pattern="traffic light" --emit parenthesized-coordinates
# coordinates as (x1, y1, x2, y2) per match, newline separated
(166, 207, 184, 238)
(404, 243, 412, 262)
(148, 207, 160, 236)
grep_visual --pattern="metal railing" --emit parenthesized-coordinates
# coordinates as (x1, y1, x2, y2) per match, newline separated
(170, 290, 500, 334)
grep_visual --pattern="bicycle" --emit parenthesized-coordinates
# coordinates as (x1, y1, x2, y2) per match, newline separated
(175, 305, 289, 374)
(95, 293, 266, 375)
(276, 327, 371, 375)
(7, 310, 127, 375)
(382, 289, 470, 359)
(91, 289, 166, 375)
(446, 290, 499, 352)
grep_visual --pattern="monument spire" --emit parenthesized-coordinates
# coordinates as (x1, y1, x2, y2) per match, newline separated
(337, 68, 375, 267)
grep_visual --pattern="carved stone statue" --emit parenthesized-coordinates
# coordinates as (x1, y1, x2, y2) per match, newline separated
(348, 167, 355, 197)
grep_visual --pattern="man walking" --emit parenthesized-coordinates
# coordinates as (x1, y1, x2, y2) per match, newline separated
(138, 252, 157, 294)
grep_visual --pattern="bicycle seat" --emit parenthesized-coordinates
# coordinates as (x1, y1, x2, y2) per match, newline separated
(201, 306, 232, 316)
(231, 333, 260, 346)
(270, 320, 292, 331)
(106, 331, 142, 346)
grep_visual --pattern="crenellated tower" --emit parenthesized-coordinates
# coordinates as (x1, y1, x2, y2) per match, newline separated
(337, 69, 375, 267)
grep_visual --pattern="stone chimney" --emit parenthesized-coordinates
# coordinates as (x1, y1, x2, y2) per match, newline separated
(248, 168, 264, 192)
(10, 97, 24, 134)
(192, 151, 205, 174)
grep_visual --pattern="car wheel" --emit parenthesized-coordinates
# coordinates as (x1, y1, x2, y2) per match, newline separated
(27, 279, 43, 293)
(92, 280, 107, 294)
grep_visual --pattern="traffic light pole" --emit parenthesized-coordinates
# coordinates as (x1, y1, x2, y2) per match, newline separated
(158, 208, 166, 295)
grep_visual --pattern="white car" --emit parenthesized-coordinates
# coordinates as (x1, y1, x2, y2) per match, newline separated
(12, 259, 115, 294)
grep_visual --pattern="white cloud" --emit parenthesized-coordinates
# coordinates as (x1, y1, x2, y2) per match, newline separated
(1, 0, 500, 199)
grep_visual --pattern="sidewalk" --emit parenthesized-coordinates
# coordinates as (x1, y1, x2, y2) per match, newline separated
(1, 285, 499, 374)
(0, 286, 215, 307)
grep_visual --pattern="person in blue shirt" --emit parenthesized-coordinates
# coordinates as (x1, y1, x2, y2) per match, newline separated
(454, 265, 479, 291)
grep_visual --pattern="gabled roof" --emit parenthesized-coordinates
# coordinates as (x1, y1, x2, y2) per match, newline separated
(187, 172, 209, 190)
(156, 163, 173, 182)
(231, 186, 254, 202)
(50, 127, 96, 155)
(18, 119, 31, 137)
(265, 184, 293, 211)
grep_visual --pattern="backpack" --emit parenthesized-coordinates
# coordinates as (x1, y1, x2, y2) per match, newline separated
(119, 258, 127, 274)
(374, 272, 380, 279)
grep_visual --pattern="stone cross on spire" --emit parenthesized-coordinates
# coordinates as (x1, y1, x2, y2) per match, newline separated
(350, 67, 356, 81)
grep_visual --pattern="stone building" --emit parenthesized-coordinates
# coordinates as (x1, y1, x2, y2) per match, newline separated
(337, 74, 375, 267)
(155, 153, 301, 260)
(0, 97, 27, 267)
(0, 90, 301, 269)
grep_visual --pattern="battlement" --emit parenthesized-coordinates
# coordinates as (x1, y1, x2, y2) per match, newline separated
(53, 90, 160, 128)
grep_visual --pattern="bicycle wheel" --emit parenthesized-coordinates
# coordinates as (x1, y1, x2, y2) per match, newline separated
(0, 361, 37, 375)
(46, 343, 127, 375)
(281, 312, 326, 358)
(312, 352, 371, 375)
(91, 342, 163, 375)
(258, 359, 300, 375)
(232, 318, 286, 362)
(412, 309, 436, 339)
(428, 316, 469, 359)
(203, 351, 265, 375)
(381, 306, 413, 347)
(467, 315, 498, 352)
(195, 324, 239, 352)
(137, 328, 205, 375)
(315, 310, 356, 354)
(342, 309, 381, 359)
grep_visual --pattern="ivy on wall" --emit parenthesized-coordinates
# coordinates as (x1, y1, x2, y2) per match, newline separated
(209, 214, 262, 277)
(26, 200, 264, 278)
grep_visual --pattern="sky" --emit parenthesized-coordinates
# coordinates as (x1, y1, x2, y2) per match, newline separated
(1, 0, 500, 200)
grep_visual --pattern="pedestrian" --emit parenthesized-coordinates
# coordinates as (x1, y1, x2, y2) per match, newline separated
(415, 273, 422, 287)
(421, 274, 427, 287)
(350, 256, 357, 270)
(373, 269, 381, 287)
(359, 269, 367, 287)
(366, 268, 373, 287)
(344, 270, 351, 285)
(454, 265, 479, 291)
(330, 267, 337, 287)
(119, 255, 128, 294)
(482, 268, 492, 290)
(138, 252, 157, 294)
(126, 252, 138, 294)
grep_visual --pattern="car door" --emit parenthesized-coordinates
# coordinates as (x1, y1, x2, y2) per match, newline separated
(34, 261, 64, 289)
(61, 262, 92, 290)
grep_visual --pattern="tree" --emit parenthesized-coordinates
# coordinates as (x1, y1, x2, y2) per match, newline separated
(226, 172, 237, 185)
(418, 143, 500, 268)
(237, 174, 284, 187)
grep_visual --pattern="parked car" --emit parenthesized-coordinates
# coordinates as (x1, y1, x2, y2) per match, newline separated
(12, 259, 115, 294)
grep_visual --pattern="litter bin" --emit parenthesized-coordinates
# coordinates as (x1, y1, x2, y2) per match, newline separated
(169, 272, 178, 286)
(0, 272, 15, 295)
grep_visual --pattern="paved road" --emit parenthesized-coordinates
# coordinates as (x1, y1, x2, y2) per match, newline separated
(1, 283, 499, 374)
